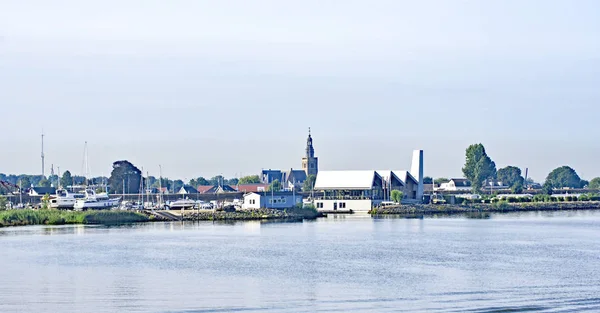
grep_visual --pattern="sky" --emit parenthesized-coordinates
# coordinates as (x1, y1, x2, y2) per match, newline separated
(0, 0, 599, 182)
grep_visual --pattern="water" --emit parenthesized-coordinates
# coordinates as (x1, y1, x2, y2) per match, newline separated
(1, 211, 600, 313)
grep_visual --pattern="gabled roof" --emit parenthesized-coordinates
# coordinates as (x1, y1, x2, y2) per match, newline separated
(197, 186, 214, 193)
(314, 171, 382, 190)
(286, 170, 307, 183)
(375, 170, 406, 187)
(394, 170, 419, 185)
(235, 184, 269, 193)
(178, 185, 199, 194)
(450, 178, 471, 187)
(29, 187, 57, 195)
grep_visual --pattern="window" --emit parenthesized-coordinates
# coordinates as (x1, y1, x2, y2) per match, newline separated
(339, 202, 346, 209)
(316, 202, 323, 209)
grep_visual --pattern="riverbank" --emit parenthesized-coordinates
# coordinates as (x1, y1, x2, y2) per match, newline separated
(173, 207, 324, 222)
(0, 210, 150, 227)
(369, 201, 600, 215)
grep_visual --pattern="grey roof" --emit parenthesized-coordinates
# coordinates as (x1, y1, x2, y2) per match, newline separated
(179, 185, 199, 194)
(287, 170, 307, 183)
(30, 187, 56, 195)
(451, 178, 471, 187)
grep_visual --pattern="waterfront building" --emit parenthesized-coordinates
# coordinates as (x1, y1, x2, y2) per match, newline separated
(241, 192, 303, 210)
(312, 150, 425, 212)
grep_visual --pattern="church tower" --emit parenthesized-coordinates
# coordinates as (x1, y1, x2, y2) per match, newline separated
(302, 128, 319, 176)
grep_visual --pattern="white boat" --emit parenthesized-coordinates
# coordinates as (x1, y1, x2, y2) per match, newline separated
(74, 189, 120, 210)
(166, 199, 196, 210)
(48, 189, 82, 209)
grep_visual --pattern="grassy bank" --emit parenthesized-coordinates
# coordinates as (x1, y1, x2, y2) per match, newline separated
(0, 210, 149, 227)
(370, 201, 600, 215)
(183, 207, 323, 221)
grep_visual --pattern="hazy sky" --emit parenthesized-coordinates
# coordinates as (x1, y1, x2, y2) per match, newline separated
(1, 0, 599, 181)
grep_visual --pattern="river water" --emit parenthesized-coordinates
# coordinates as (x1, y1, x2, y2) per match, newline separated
(1, 211, 599, 313)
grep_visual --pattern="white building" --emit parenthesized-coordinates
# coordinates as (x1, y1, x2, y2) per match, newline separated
(311, 150, 425, 212)
(242, 192, 304, 210)
(438, 178, 472, 191)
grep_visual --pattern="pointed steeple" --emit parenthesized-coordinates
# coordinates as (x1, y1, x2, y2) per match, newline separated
(305, 127, 314, 158)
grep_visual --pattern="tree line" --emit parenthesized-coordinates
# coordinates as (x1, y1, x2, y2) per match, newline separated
(425, 143, 598, 195)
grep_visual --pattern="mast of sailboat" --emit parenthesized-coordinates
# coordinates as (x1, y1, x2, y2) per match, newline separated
(41, 131, 45, 178)
(158, 165, 163, 209)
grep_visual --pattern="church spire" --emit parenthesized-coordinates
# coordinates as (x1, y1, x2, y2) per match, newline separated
(306, 127, 314, 158)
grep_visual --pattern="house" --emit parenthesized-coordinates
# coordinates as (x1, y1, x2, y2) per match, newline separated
(178, 185, 200, 195)
(242, 192, 304, 210)
(235, 184, 269, 193)
(261, 170, 283, 184)
(438, 178, 472, 191)
(197, 185, 237, 194)
(29, 187, 57, 196)
(284, 169, 307, 190)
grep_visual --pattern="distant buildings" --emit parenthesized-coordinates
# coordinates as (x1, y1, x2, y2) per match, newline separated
(437, 178, 472, 192)
(260, 129, 318, 190)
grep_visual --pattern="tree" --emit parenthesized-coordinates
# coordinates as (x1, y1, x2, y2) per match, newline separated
(38, 178, 51, 187)
(72, 176, 86, 185)
(497, 166, 524, 189)
(41, 194, 50, 209)
(238, 175, 261, 184)
(511, 181, 524, 194)
(0, 196, 7, 210)
(545, 166, 582, 189)
(589, 177, 600, 190)
(60, 171, 73, 188)
(173, 180, 184, 192)
(209, 175, 224, 186)
(303, 174, 317, 192)
(391, 190, 404, 203)
(462, 144, 497, 192)
(227, 178, 239, 185)
(423, 177, 433, 184)
(542, 181, 553, 195)
(109, 160, 143, 194)
(268, 179, 282, 192)
(19, 176, 31, 190)
(434, 177, 450, 185)
(196, 177, 210, 186)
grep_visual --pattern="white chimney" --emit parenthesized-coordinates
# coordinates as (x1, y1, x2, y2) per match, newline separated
(411, 150, 424, 201)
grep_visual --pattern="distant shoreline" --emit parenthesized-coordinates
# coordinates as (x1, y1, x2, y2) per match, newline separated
(369, 202, 600, 216)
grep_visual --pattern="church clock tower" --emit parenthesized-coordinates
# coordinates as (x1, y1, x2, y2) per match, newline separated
(302, 128, 319, 176)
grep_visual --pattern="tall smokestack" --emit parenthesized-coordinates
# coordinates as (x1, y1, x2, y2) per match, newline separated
(411, 150, 424, 201)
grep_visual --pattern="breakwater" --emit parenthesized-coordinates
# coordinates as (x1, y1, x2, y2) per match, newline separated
(370, 201, 600, 215)
(170, 207, 324, 222)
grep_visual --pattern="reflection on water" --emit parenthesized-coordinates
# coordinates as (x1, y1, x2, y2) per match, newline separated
(1, 210, 599, 313)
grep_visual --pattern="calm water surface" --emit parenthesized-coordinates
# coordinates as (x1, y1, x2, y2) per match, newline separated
(1, 211, 600, 313)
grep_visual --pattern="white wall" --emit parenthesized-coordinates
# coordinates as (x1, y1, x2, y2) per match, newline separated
(242, 193, 261, 209)
(314, 199, 372, 212)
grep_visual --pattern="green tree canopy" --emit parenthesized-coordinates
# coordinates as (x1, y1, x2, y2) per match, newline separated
(545, 166, 583, 189)
(303, 174, 317, 192)
(38, 178, 51, 187)
(423, 177, 433, 184)
(0, 196, 7, 210)
(462, 144, 497, 192)
(238, 175, 261, 185)
(434, 177, 450, 184)
(497, 166, 524, 189)
(19, 176, 31, 190)
(109, 160, 143, 194)
(173, 179, 184, 192)
(588, 177, 600, 190)
(391, 190, 404, 203)
(268, 179, 282, 192)
(227, 178, 239, 185)
(209, 175, 224, 186)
